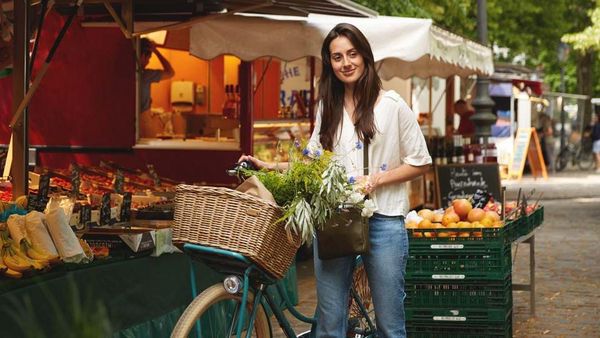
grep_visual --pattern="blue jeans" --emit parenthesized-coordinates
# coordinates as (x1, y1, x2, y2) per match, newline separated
(313, 214, 409, 338)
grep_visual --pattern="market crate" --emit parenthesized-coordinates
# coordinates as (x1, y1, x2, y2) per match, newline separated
(527, 206, 544, 229)
(406, 241, 511, 280)
(408, 220, 514, 245)
(406, 317, 512, 338)
(511, 213, 533, 240)
(405, 307, 511, 323)
(405, 276, 512, 309)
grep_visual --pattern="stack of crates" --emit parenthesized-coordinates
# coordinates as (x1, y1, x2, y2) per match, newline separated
(405, 223, 514, 338)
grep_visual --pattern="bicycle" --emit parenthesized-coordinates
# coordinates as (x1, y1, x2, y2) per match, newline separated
(554, 136, 594, 171)
(170, 244, 376, 338)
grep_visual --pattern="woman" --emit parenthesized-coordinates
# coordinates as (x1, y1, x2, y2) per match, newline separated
(241, 23, 431, 337)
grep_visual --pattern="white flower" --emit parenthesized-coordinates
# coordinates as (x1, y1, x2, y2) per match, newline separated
(361, 199, 377, 217)
(347, 191, 365, 205)
(305, 141, 323, 159)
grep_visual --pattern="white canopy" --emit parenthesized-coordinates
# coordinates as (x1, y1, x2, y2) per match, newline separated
(189, 14, 494, 79)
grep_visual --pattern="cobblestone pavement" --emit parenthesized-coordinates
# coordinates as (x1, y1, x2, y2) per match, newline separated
(273, 197, 600, 338)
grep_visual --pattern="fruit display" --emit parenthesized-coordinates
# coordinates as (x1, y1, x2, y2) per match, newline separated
(406, 198, 504, 239)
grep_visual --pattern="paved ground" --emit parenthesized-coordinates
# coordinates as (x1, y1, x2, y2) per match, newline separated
(271, 170, 600, 337)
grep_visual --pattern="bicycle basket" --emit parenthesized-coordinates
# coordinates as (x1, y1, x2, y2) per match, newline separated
(173, 184, 301, 279)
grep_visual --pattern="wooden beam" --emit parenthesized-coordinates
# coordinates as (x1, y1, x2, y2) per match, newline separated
(11, 0, 29, 198)
(103, 1, 131, 38)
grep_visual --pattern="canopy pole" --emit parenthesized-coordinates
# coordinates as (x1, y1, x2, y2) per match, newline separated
(309, 56, 315, 133)
(10, 0, 29, 198)
(240, 61, 253, 155)
(103, 0, 131, 39)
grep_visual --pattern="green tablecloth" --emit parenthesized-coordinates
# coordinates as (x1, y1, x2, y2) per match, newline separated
(0, 253, 298, 338)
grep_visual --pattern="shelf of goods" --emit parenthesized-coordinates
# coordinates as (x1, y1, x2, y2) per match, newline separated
(253, 119, 311, 163)
(405, 205, 544, 338)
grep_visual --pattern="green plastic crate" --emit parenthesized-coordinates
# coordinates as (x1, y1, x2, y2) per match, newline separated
(505, 215, 528, 242)
(406, 242, 511, 280)
(408, 224, 510, 244)
(528, 206, 544, 229)
(405, 307, 511, 323)
(405, 277, 512, 309)
(406, 317, 512, 338)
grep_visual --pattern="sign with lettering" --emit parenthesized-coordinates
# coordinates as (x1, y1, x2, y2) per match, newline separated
(509, 128, 548, 180)
(435, 163, 501, 208)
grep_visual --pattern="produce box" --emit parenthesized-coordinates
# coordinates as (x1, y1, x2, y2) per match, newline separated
(406, 317, 512, 338)
(81, 227, 156, 257)
(405, 277, 512, 309)
(405, 307, 512, 323)
(408, 220, 513, 244)
(406, 241, 511, 280)
(527, 206, 544, 229)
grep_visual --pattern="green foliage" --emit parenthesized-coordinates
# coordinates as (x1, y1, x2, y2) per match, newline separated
(245, 140, 371, 243)
(357, 0, 599, 96)
(5, 277, 111, 338)
(562, 7, 600, 52)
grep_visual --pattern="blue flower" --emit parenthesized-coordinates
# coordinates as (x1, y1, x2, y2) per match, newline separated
(293, 139, 301, 148)
(380, 163, 388, 171)
(314, 150, 322, 158)
(302, 148, 310, 156)
(348, 176, 356, 184)
(355, 141, 363, 150)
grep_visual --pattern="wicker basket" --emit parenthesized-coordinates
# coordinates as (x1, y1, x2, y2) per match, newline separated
(173, 184, 301, 279)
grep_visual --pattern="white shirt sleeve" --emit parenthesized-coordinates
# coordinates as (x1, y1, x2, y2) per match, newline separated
(397, 99, 432, 166)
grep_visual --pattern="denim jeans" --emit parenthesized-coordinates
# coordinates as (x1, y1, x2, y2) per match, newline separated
(313, 213, 409, 338)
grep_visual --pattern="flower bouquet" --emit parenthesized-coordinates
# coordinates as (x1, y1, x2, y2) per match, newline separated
(244, 140, 376, 244)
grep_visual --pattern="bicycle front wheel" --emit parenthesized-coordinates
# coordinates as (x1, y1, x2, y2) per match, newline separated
(577, 150, 595, 170)
(171, 283, 271, 338)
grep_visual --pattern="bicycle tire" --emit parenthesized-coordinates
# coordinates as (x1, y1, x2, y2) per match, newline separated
(171, 283, 271, 338)
(555, 150, 569, 172)
(577, 150, 595, 170)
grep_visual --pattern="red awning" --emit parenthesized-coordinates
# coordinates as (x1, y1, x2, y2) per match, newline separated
(512, 79, 543, 96)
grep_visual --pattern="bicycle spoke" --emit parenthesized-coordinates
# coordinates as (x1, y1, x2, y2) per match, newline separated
(227, 302, 241, 337)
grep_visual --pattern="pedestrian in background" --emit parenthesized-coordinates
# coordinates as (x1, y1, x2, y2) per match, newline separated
(454, 99, 476, 137)
(592, 110, 600, 173)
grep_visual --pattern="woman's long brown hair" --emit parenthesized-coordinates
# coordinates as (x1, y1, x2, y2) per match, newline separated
(318, 23, 382, 151)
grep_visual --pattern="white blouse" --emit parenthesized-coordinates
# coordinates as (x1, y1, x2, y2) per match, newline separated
(310, 90, 432, 216)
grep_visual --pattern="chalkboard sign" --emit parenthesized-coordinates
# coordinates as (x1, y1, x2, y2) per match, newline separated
(100, 193, 112, 226)
(80, 204, 92, 227)
(435, 163, 502, 208)
(114, 169, 124, 194)
(120, 192, 132, 222)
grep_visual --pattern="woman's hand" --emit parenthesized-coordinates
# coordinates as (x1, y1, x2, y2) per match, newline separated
(356, 173, 384, 195)
(238, 154, 271, 170)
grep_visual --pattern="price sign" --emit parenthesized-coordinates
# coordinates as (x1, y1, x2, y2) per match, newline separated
(435, 163, 501, 208)
(71, 165, 81, 196)
(80, 204, 92, 227)
(100, 193, 112, 226)
(120, 192, 132, 222)
(38, 174, 50, 201)
(114, 169, 124, 194)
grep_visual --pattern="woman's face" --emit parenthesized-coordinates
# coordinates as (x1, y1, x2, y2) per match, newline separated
(329, 36, 364, 87)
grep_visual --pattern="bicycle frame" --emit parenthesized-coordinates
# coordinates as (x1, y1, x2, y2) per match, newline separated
(183, 243, 376, 338)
